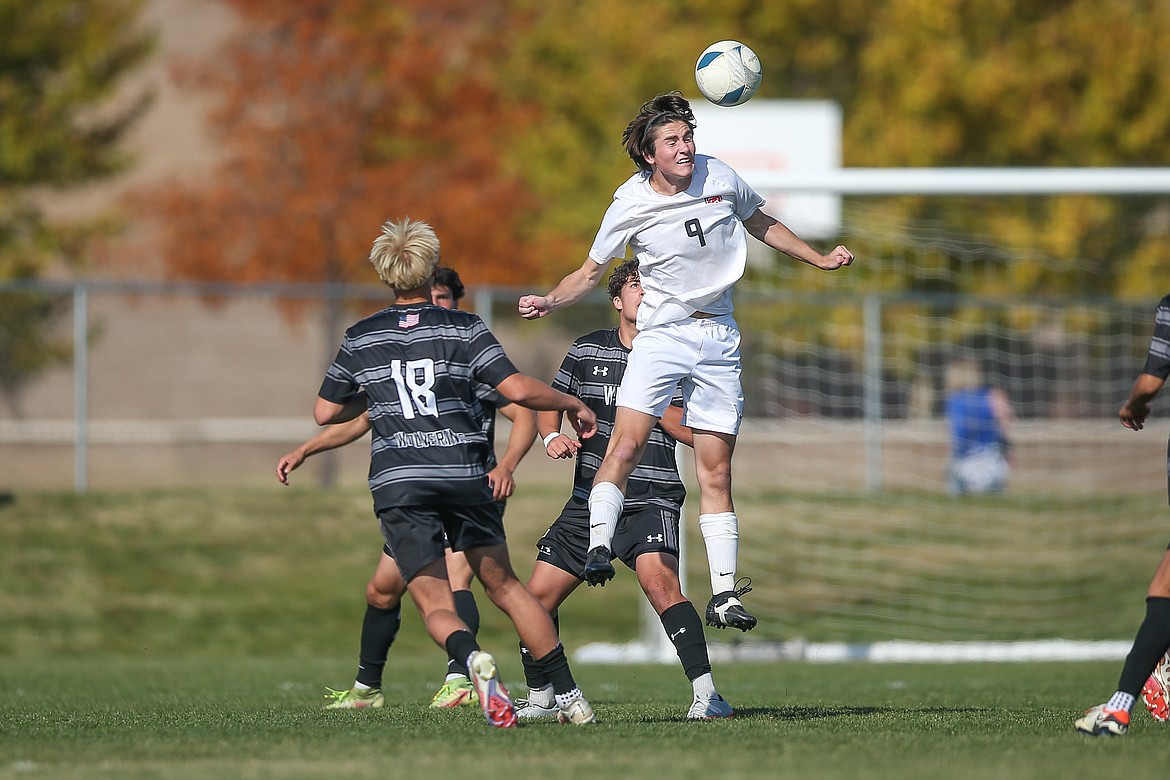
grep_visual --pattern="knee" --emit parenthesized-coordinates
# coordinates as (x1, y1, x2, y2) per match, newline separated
(480, 574, 518, 606)
(697, 461, 732, 492)
(366, 578, 401, 609)
(646, 588, 685, 615)
(608, 434, 646, 469)
(526, 584, 560, 615)
(639, 571, 685, 614)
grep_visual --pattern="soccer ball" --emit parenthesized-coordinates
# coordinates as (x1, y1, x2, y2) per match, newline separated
(694, 40, 762, 107)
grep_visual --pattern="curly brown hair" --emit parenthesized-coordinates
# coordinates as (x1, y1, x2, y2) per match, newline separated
(622, 92, 696, 172)
(606, 258, 640, 300)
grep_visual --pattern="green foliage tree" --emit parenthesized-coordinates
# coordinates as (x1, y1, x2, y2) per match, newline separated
(838, 0, 1170, 299)
(501, 0, 1170, 297)
(0, 0, 153, 413)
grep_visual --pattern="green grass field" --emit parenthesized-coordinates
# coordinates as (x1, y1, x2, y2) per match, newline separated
(5, 657, 1170, 780)
(3, 487, 1170, 779)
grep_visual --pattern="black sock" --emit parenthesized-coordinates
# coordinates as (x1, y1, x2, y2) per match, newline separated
(444, 629, 479, 677)
(356, 604, 401, 688)
(1118, 597, 1170, 695)
(533, 642, 576, 695)
(447, 590, 481, 676)
(519, 641, 547, 689)
(519, 613, 558, 689)
(660, 601, 711, 681)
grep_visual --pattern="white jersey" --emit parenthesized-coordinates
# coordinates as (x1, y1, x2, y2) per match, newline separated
(588, 154, 764, 329)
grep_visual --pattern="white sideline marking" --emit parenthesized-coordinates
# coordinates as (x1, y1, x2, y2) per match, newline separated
(575, 639, 1131, 664)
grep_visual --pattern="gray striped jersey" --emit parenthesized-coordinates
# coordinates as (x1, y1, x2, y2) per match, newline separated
(1142, 294, 1170, 380)
(551, 327, 686, 508)
(318, 303, 517, 509)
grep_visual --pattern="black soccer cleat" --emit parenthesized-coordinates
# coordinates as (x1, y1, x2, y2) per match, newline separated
(705, 577, 757, 632)
(582, 545, 615, 587)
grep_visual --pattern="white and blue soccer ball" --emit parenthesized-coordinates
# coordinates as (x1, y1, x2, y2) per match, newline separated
(694, 40, 762, 107)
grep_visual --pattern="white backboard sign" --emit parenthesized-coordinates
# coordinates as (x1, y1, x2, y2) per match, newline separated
(690, 99, 842, 238)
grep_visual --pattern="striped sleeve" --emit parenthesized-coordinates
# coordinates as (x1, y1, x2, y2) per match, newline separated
(318, 336, 360, 404)
(466, 317, 518, 389)
(550, 340, 583, 395)
(1141, 295, 1170, 379)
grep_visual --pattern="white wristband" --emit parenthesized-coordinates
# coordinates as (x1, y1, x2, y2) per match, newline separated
(542, 432, 561, 449)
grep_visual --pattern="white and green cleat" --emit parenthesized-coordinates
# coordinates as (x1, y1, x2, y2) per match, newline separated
(430, 676, 479, 709)
(323, 686, 385, 710)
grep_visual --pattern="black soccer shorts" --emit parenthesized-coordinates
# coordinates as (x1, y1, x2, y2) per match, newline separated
(536, 497, 681, 578)
(377, 501, 506, 582)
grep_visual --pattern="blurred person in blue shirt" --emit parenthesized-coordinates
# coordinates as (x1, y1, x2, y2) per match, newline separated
(944, 359, 1014, 495)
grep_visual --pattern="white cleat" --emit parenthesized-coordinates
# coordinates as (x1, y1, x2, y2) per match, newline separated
(556, 696, 596, 725)
(516, 685, 558, 720)
(516, 699, 559, 719)
(687, 692, 734, 720)
(1074, 703, 1129, 736)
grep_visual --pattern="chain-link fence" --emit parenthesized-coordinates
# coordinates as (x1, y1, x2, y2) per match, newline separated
(0, 279, 1165, 494)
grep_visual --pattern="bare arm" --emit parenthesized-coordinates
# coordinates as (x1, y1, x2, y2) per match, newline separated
(495, 373, 597, 439)
(659, 404, 694, 448)
(487, 403, 538, 500)
(314, 392, 368, 426)
(538, 408, 582, 459)
(518, 257, 610, 320)
(1120, 373, 1167, 431)
(277, 413, 371, 485)
(988, 387, 1014, 433)
(742, 208, 854, 270)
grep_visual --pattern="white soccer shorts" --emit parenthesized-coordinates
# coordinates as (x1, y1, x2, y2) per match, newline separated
(616, 314, 744, 435)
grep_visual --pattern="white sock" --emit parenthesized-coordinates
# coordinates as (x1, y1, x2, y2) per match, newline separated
(527, 683, 554, 707)
(353, 681, 372, 691)
(555, 687, 584, 709)
(445, 672, 468, 683)
(588, 482, 625, 550)
(691, 672, 716, 697)
(699, 512, 739, 595)
(1107, 691, 1136, 713)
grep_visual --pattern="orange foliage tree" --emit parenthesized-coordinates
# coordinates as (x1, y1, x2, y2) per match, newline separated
(131, 0, 548, 291)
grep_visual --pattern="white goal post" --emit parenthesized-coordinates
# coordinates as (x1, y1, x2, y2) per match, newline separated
(742, 167, 1170, 195)
(575, 166, 1170, 665)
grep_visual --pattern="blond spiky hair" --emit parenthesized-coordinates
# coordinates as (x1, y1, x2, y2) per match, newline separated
(368, 217, 440, 292)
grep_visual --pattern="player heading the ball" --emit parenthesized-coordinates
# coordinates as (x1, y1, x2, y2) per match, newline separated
(517, 91, 854, 632)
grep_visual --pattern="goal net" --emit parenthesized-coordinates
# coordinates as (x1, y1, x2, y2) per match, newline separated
(579, 191, 1170, 663)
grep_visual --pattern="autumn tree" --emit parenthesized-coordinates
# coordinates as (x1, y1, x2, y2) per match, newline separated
(133, 0, 551, 300)
(133, 1, 1170, 301)
(0, 0, 153, 414)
